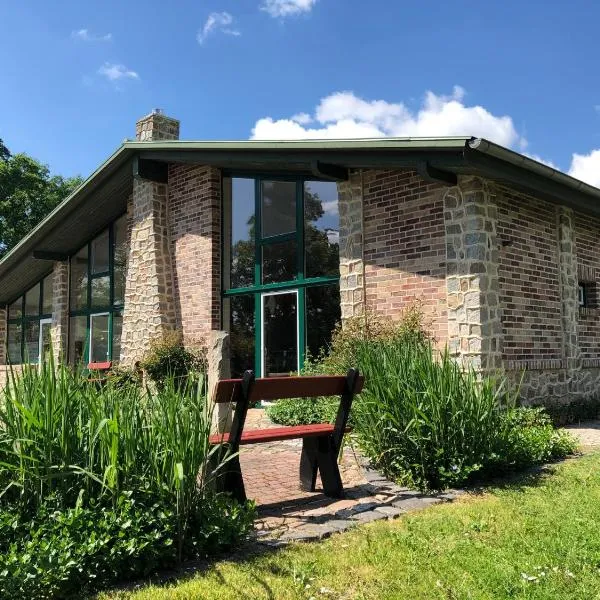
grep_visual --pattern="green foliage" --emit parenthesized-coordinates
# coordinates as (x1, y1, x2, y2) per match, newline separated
(267, 308, 429, 427)
(99, 453, 600, 600)
(0, 139, 83, 258)
(353, 335, 510, 490)
(0, 492, 254, 599)
(267, 308, 577, 491)
(488, 407, 579, 473)
(542, 397, 600, 426)
(267, 397, 337, 426)
(0, 361, 255, 597)
(141, 331, 207, 389)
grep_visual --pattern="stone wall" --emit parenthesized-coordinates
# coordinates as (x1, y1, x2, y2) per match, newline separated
(444, 176, 502, 370)
(0, 307, 5, 367)
(135, 112, 180, 142)
(168, 164, 222, 345)
(51, 261, 69, 362)
(120, 179, 176, 366)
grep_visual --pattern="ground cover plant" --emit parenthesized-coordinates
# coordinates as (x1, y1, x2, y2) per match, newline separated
(0, 361, 254, 599)
(102, 452, 600, 600)
(268, 308, 577, 490)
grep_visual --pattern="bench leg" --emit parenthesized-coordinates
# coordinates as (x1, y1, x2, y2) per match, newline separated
(223, 455, 247, 504)
(300, 437, 319, 491)
(317, 436, 343, 498)
(211, 449, 247, 504)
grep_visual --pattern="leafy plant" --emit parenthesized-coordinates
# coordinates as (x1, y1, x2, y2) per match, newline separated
(141, 331, 207, 389)
(0, 360, 255, 597)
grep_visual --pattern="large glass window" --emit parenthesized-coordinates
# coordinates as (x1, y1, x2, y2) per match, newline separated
(6, 275, 53, 364)
(223, 177, 340, 377)
(68, 214, 127, 365)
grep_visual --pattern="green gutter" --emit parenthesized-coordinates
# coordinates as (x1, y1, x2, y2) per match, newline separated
(467, 138, 600, 202)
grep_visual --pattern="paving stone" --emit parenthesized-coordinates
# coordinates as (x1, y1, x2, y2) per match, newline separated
(374, 505, 405, 518)
(391, 497, 434, 512)
(350, 510, 389, 523)
(324, 519, 356, 532)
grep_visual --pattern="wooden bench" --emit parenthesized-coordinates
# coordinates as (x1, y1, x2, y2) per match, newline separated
(209, 369, 364, 503)
(86, 361, 112, 384)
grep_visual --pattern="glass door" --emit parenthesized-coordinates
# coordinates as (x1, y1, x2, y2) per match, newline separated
(39, 318, 53, 364)
(89, 313, 110, 364)
(261, 290, 299, 377)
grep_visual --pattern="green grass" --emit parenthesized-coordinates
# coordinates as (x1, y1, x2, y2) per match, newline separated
(101, 452, 600, 600)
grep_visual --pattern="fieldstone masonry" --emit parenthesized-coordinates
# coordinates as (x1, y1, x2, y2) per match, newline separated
(444, 176, 502, 371)
(557, 206, 580, 368)
(120, 179, 176, 366)
(135, 111, 180, 142)
(51, 261, 69, 363)
(337, 171, 365, 320)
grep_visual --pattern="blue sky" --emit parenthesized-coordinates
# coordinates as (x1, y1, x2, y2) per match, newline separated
(2, 0, 600, 185)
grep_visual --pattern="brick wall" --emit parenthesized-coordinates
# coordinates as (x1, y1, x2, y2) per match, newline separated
(361, 169, 448, 344)
(575, 211, 600, 363)
(168, 164, 222, 345)
(496, 187, 562, 364)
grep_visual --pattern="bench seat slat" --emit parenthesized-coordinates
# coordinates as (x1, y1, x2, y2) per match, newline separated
(209, 423, 351, 445)
(213, 375, 364, 404)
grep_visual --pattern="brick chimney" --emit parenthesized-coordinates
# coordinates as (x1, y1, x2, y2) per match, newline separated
(135, 109, 180, 141)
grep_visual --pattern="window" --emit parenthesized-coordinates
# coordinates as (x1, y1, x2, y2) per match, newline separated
(579, 283, 587, 307)
(68, 214, 127, 365)
(223, 176, 341, 377)
(6, 275, 54, 364)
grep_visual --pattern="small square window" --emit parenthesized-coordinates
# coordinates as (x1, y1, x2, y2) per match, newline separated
(579, 283, 586, 307)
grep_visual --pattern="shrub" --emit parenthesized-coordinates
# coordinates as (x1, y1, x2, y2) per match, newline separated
(268, 307, 428, 427)
(487, 407, 579, 473)
(141, 331, 207, 389)
(0, 361, 255, 597)
(352, 336, 508, 491)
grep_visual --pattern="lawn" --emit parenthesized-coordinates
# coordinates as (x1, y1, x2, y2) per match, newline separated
(101, 452, 600, 600)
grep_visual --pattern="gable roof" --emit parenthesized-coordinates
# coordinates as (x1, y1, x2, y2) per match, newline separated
(1, 136, 599, 305)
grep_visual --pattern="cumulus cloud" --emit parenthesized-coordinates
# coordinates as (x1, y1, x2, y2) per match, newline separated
(568, 150, 600, 187)
(197, 12, 240, 44)
(252, 86, 526, 149)
(97, 63, 139, 81)
(260, 0, 318, 18)
(72, 28, 112, 42)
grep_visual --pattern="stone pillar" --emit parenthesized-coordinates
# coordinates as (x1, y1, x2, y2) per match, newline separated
(120, 179, 176, 366)
(51, 261, 69, 363)
(338, 171, 365, 320)
(445, 177, 502, 371)
(208, 331, 232, 433)
(0, 306, 6, 366)
(557, 206, 580, 368)
(135, 110, 180, 142)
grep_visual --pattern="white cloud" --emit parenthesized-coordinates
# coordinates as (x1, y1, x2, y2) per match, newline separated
(252, 86, 526, 149)
(260, 0, 318, 18)
(97, 63, 139, 81)
(72, 28, 112, 42)
(321, 200, 339, 216)
(568, 150, 600, 187)
(197, 12, 240, 44)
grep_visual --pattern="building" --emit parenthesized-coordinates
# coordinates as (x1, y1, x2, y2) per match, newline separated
(1, 110, 600, 408)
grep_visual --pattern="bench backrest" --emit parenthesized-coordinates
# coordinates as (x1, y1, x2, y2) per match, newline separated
(212, 369, 363, 452)
(214, 374, 364, 405)
(87, 361, 112, 372)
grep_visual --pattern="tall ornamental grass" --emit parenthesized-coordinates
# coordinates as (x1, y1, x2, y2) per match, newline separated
(0, 360, 249, 558)
(352, 336, 508, 490)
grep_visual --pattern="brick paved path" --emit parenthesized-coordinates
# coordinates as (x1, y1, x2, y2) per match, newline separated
(238, 409, 460, 543)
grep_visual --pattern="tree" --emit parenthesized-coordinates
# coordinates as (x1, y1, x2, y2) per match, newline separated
(0, 139, 83, 258)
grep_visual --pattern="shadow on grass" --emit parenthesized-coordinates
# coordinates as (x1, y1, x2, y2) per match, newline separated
(98, 454, 584, 599)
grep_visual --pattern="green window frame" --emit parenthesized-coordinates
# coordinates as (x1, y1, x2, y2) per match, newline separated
(223, 175, 341, 376)
(68, 215, 127, 365)
(6, 275, 53, 364)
